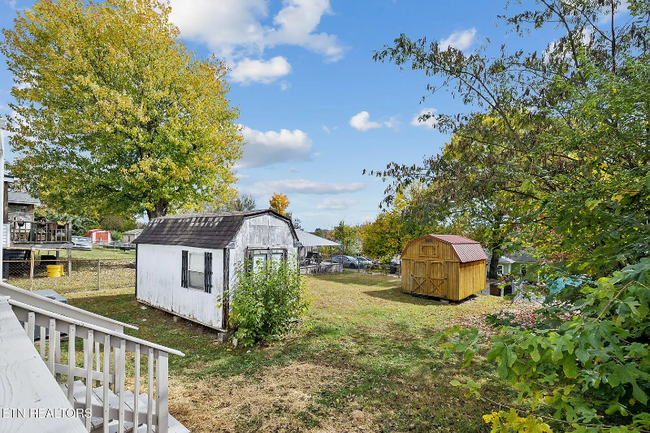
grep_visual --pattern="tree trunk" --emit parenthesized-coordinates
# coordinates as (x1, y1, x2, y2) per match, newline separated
(488, 247, 501, 280)
(146, 201, 169, 220)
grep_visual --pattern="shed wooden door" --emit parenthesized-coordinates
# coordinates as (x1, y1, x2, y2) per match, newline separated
(411, 261, 427, 295)
(410, 260, 447, 297)
(428, 261, 447, 297)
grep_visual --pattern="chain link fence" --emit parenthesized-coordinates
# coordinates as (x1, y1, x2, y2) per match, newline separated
(3, 257, 135, 293)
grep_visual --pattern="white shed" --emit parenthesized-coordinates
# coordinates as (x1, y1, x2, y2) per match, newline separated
(133, 210, 299, 331)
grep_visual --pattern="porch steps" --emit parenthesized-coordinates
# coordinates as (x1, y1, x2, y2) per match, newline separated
(61, 381, 188, 433)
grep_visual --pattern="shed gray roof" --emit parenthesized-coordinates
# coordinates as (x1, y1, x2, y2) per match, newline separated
(133, 210, 297, 249)
(296, 230, 340, 247)
(8, 191, 40, 206)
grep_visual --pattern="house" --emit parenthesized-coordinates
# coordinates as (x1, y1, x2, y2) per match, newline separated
(2, 176, 73, 278)
(497, 251, 537, 277)
(133, 210, 300, 331)
(84, 228, 112, 244)
(0, 281, 188, 432)
(122, 228, 144, 244)
(7, 191, 40, 222)
(400, 234, 487, 301)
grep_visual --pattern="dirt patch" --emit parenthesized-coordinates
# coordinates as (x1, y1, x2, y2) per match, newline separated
(170, 362, 378, 433)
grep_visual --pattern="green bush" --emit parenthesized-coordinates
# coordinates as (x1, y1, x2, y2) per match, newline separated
(229, 257, 309, 347)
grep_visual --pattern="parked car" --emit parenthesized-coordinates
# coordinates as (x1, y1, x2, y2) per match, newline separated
(389, 258, 401, 274)
(71, 236, 92, 251)
(355, 256, 377, 268)
(331, 254, 359, 268)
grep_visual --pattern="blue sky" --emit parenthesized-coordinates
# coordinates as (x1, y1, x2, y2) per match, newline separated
(0, 0, 580, 230)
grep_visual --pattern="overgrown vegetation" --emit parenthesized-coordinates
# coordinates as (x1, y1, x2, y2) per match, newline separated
(229, 258, 309, 347)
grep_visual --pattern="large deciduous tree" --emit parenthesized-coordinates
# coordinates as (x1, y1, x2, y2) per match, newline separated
(1, 0, 243, 220)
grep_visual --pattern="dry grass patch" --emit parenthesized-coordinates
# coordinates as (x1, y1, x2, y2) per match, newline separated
(169, 362, 376, 433)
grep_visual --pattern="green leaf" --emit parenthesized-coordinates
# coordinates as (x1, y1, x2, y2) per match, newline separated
(563, 357, 578, 379)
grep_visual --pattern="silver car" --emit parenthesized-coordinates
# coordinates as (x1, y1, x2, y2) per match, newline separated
(71, 236, 92, 251)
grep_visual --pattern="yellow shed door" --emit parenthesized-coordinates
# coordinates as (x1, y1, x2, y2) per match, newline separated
(411, 261, 447, 297)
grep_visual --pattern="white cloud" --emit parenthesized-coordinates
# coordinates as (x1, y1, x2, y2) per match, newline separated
(384, 116, 400, 130)
(316, 198, 357, 210)
(439, 28, 477, 51)
(349, 111, 382, 131)
(267, 0, 346, 62)
(280, 80, 291, 91)
(253, 179, 365, 194)
(411, 108, 438, 128)
(169, 0, 346, 63)
(322, 126, 330, 133)
(230, 56, 291, 84)
(237, 127, 313, 168)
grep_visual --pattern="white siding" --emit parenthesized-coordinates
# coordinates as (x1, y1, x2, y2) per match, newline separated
(137, 244, 224, 329)
(228, 214, 298, 296)
(136, 212, 296, 331)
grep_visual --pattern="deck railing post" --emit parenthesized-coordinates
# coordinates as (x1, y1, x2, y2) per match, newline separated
(117, 339, 126, 432)
(156, 351, 169, 433)
(67, 324, 76, 404)
(84, 329, 94, 430)
(103, 335, 110, 433)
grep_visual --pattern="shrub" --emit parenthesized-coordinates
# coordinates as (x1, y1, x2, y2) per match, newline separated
(229, 257, 309, 347)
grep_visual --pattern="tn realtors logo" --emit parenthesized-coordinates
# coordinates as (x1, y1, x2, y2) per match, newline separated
(1, 407, 92, 419)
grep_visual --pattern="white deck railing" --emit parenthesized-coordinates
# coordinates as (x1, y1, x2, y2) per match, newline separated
(8, 297, 186, 433)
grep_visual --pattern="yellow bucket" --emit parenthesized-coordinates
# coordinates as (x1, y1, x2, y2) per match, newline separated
(46, 265, 64, 278)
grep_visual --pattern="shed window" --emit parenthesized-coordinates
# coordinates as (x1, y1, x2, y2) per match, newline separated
(189, 253, 205, 289)
(247, 248, 287, 271)
(181, 250, 213, 292)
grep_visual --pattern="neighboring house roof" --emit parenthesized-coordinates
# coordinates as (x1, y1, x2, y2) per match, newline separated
(402, 234, 488, 263)
(8, 191, 41, 206)
(296, 230, 340, 247)
(500, 251, 537, 265)
(122, 229, 144, 235)
(86, 229, 111, 233)
(134, 210, 297, 249)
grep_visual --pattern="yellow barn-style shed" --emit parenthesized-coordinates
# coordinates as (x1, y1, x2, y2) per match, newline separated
(401, 234, 487, 301)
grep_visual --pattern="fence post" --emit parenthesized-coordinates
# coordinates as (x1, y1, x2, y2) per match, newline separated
(97, 259, 101, 291)
(30, 250, 35, 290)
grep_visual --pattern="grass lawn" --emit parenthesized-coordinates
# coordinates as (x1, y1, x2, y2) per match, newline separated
(70, 247, 136, 259)
(63, 272, 524, 433)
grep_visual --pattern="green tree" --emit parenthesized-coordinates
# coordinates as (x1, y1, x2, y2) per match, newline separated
(333, 221, 361, 255)
(1, 0, 243, 220)
(211, 193, 256, 212)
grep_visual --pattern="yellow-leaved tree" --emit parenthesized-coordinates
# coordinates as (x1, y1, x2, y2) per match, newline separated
(269, 193, 290, 216)
(1, 0, 243, 220)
